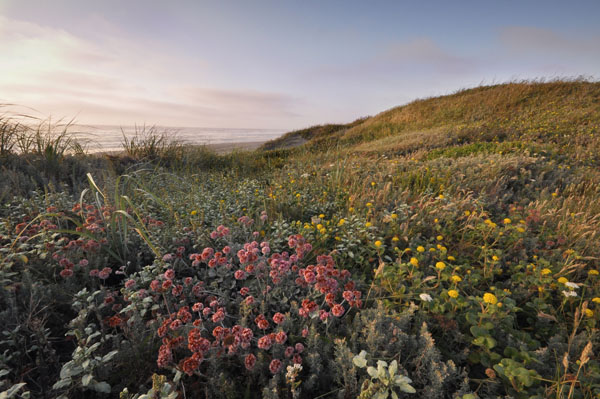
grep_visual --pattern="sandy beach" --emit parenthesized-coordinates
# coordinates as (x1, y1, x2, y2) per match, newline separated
(204, 140, 266, 154)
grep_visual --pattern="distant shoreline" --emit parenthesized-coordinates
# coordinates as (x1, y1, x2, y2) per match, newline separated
(92, 140, 267, 156)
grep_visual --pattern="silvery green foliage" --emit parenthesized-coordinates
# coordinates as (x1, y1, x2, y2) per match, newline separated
(0, 380, 29, 399)
(336, 303, 473, 399)
(352, 350, 416, 398)
(52, 288, 117, 397)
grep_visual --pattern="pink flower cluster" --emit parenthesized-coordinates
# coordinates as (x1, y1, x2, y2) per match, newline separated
(210, 225, 230, 240)
(189, 247, 230, 268)
(151, 231, 362, 378)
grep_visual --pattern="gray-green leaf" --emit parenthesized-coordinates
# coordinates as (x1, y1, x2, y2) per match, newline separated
(93, 382, 111, 393)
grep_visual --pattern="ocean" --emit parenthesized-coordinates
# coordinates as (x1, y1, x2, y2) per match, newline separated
(69, 125, 287, 153)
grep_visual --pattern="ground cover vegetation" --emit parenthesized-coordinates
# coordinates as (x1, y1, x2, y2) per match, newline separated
(1, 80, 599, 398)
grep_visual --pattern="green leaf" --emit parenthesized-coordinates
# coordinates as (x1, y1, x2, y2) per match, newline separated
(93, 382, 111, 393)
(399, 383, 416, 394)
(102, 350, 119, 362)
(52, 378, 72, 390)
(373, 391, 389, 399)
(388, 360, 398, 376)
(352, 351, 368, 368)
(0, 383, 27, 399)
(470, 325, 487, 338)
(81, 374, 93, 387)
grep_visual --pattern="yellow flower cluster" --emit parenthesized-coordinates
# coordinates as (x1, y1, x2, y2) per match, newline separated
(447, 289, 459, 298)
(483, 293, 498, 305)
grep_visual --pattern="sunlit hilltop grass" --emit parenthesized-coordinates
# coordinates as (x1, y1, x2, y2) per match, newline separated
(1, 80, 599, 398)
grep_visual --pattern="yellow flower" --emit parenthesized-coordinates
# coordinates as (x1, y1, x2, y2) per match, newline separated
(190, 210, 197, 216)
(319, 228, 327, 235)
(417, 246, 425, 253)
(483, 293, 498, 305)
(447, 255, 456, 261)
(492, 255, 500, 262)
(429, 247, 436, 252)
(437, 194, 444, 199)
(338, 219, 345, 226)
(552, 192, 558, 197)
(374, 240, 382, 248)
(366, 202, 373, 208)
(517, 227, 525, 233)
(391, 213, 398, 219)
(451, 275, 462, 283)
(435, 262, 446, 271)
(589, 270, 599, 276)
(317, 224, 323, 230)
(434, 218, 439, 223)
(436, 235, 443, 241)
(557, 277, 568, 284)
(365, 222, 372, 228)
(447, 289, 459, 298)
(409, 257, 419, 267)
(392, 236, 399, 242)
(541, 268, 552, 275)
(296, 193, 301, 198)
(349, 207, 355, 213)
(464, 210, 471, 216)
(503, 218, 511, 224)
(371, 181, 376, 187)
(584, 309, 594, 318)
(592, 297, 600, 304)
(319, 214, 325, 219)
(497, 302, 503, 308)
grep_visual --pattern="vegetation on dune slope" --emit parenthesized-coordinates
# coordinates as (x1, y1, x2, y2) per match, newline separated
(1, 80, 599, 399)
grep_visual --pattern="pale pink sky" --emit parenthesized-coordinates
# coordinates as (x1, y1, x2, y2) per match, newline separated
(1, 1, 598, 129)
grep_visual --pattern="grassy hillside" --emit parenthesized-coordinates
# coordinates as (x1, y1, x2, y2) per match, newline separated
(265, 80, 600, 162)
(1, 80, 599, 398)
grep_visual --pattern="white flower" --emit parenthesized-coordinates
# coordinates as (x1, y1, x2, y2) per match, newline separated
(562, 290, 578, 297)
(419, 293, 433, 302)
(286, 364, 303, 379)
(565, 282, 579, 289)
(301, 173, 310, 178)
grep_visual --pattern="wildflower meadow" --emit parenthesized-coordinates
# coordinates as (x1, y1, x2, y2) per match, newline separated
(1, 81, 599, 398)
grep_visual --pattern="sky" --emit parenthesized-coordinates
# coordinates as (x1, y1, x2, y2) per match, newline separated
(0, 0, 599, 130)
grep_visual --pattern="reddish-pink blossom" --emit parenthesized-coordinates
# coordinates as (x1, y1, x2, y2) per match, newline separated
(269, 359, 282, 374)
(257, 335, 273, 350)
(60, 268, 73, 278)
(244, 353, 256, 370)
(272, 312, 285, 324)
(331, 304, 345, 317)
(275, 331, 287, 344)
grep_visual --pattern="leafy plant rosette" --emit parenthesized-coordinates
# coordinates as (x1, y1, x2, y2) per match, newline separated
(118, 229, 363, 388)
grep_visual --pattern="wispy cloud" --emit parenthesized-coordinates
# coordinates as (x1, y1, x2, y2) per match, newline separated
(0, 15, 303, 128)
(500, 26, 600, 58)
(307, 37, 477, 80)
(382, 38, 475, 74)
